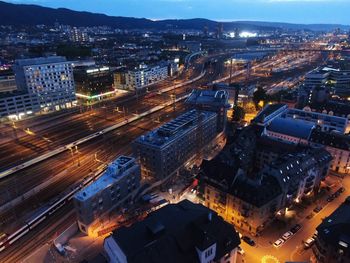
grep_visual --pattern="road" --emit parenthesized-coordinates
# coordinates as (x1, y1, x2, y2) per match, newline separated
(238, 175, 348, 263)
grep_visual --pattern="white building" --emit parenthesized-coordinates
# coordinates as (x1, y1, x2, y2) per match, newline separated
(115, 63, 169, 91)
(1, 56, 77, 120)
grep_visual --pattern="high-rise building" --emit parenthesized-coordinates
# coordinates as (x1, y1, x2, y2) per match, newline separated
(73, 156, 141, 235)
(0, 56, 76, 120)
(70, 27, 89, 42)
(133, 109, 218, 180)
(104, 200, 241, 263)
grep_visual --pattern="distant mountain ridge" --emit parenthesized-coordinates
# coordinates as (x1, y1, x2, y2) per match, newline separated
(0, 1, 349, 31)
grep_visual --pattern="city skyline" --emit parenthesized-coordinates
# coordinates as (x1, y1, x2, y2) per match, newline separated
(3, 0, 350, 25)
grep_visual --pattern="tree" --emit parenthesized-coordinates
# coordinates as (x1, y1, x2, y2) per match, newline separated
(232, 106, 245, 122)
(253, 85, 266, 110)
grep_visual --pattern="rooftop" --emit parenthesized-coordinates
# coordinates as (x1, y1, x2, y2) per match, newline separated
(310, 129, 350, 151)
(252, 103, 287, 124)
(15, 56, 67, 66)
(185, 89, 229, 107)
(75, 156, 136, 201)
(110, 200, 240, 263)
(134, 109, 217, 147)
(316, 197, 350, 253)
(267, 117, 315, 140)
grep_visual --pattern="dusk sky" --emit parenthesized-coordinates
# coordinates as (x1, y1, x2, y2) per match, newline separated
(4, 0, 350, 25)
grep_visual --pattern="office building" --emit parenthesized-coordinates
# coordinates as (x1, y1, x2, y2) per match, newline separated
(133, 109, 218, 180)
(73, 66, 113, 98)
(104, 200, 241, 263)
(186, 89, 229, 132)
(312, 197, 350, 263)
(1, 56, 76, 120)
(114, 62, 168, 91)
(252, 103, 288, 126)
(73, 156, 141, 235)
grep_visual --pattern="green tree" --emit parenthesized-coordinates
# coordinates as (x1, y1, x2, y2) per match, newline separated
(253, 85, 266, 110)
(232, 106, 245, 122)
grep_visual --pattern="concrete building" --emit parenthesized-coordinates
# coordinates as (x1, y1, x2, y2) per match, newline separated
(186, 89, 230, 133)
(133, 109, 218, 180)
(310, 129, 350, 174)
(252, 103, 288, 127)
(312, 197, 350, 263)
(73, 156, 141, 236)
(4, 56, 75, 118)
(0, 73, 16, 93)
(104, 200, 241, 263)
(114, 62, 168, 91)
(1, 56, 76, 121)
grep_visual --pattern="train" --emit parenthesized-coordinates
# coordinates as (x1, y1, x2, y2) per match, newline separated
(0, 167, 105, 253)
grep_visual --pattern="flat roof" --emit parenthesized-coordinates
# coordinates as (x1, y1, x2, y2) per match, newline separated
(75, 156, 135, 201)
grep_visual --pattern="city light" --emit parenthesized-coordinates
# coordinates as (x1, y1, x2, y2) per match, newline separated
(239, 31, 258, 38)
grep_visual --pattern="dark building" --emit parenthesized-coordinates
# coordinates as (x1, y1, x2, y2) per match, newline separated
(103, 200, 241, 263)
(312, 197, 350, 263)
(185, 89, 230, 133)
(73, 66, 113, 97)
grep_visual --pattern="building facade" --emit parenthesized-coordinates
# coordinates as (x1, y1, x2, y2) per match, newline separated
(0, 56, 77, 120)
(133, 109, 218, 180)
(310, 130, 350, 174)
(114, 62, 168, 91)
(186, 89, 230, 133)
(104, 200, 241, 263)
(73, 65, 113, 98)
(73, 156, 141, 236)
(312, 197, 350, 263)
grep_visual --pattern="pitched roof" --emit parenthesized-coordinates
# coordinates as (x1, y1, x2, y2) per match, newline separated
(111, 200, 240, 263)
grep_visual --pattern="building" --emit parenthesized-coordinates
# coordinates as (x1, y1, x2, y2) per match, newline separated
(0, 71, 16, 93)
(252, 103, 288, 126)
(310, 129, 350, 174)
(73, 156, 141, 235)
(104, 200, 241, 263)
(73, 65, 113, 98)
(282, 108, 347, 133)
(114, 62, 168, 91)
(133, 109, 218, 180)
(70, 27, 89, 42)
(266, 117, 315, 145)
(199, 125, 332, 235)
(312, 197, 350, 263)
(1, 56, 76, 121)
(186, 89, 229, 133)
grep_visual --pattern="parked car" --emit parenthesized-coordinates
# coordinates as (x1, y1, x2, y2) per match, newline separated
(306, 213, 314, 219)
(282, 231, 293, 241)
(290, 224, 302, 234)
(242, 236, 256, 246)
(237, 246, 245, 255)
(313, 206, 323, 213)
(327, 195, 335, 202)
(338, 187, 345, 193)
(304, 237, 315, 248)
(273, 238, 285, 248)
